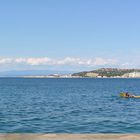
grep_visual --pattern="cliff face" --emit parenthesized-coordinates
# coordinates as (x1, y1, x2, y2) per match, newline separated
(123, 72, 140, 78)
(72, 68, 140, 78)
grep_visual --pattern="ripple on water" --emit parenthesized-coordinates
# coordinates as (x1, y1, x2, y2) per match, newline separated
(0, 78, 140, 133)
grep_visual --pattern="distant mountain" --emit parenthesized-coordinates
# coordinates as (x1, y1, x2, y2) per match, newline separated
(72, 68, 140, 77)
(0, 70, 75, 77)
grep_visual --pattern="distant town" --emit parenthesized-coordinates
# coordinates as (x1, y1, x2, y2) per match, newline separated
(22, 68, 140, 78)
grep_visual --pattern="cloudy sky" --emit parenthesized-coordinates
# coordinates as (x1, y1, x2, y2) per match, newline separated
(0, 0, 140, 71)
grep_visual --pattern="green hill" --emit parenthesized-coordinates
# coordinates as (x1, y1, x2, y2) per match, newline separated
(72, 68, 140, 77)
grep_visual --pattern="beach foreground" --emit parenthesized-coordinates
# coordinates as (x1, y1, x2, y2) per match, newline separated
(0, 134, 140, 140)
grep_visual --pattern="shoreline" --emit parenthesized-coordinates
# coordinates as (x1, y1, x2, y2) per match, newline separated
(0, 134, 140, 140)
(1, 77, 140, 79)
(0, 76, 140, 79)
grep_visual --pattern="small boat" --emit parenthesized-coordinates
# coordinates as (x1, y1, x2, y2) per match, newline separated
(120, 92, 140, 98)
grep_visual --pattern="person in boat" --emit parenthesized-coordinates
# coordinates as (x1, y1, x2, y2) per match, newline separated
(125, 92, 135, 98)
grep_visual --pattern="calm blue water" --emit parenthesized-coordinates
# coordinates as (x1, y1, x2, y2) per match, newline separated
(0, 78, 140, 133)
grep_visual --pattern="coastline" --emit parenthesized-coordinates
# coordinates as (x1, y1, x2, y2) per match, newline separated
(0, 76, 140, 79)
(20, 77, 140, 79)
(0, 134, 140, 140)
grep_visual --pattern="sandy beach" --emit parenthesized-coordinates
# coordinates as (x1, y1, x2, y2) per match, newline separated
(0, 134, 140, 140)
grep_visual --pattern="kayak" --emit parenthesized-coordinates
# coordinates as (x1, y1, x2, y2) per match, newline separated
(120, 93, 140, 98)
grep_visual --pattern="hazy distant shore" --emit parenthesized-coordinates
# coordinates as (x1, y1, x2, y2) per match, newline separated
(1, 68, 140, 78)
(19, 68, 140, 78)
(20, 76, 140, 79)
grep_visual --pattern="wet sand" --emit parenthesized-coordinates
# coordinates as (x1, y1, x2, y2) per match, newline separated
(0, 134, 140, 140)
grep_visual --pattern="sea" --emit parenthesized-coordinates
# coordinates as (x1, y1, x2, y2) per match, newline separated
(0, 78, 140, 133)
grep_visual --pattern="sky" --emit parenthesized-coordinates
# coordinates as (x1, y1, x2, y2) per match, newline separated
(0, 0, 140, 71)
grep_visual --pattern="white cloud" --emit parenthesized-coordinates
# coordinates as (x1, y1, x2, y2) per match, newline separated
(0, 58, 13, 64)
(0, 57, 117, 66)
(120, 62, 140, 69)
(92, 57, 117, 65)
(15, 57, 52, 65)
